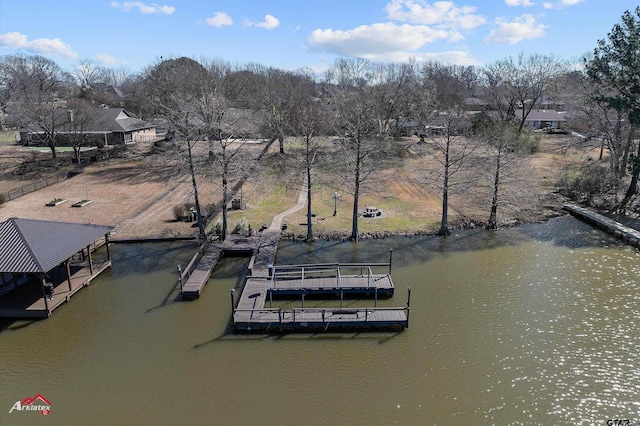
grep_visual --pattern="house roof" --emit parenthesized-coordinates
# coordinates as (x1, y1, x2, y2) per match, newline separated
(519, 109, 566, 122)
(0, 218, 112, 274)
(92, 108, 153, 133)
(24, 107, 153, 134)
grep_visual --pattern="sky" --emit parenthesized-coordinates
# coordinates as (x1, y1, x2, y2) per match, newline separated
(0, 0, 638, 75)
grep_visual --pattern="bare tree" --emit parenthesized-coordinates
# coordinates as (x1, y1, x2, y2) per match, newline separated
(144, 57, 248, 242)
(0, 54, 75, 158)
(414, 63, 479, 235)
(325, 58, 400, 241)
(483, 54, 564, 133)
(244, 64, 315, 154)
(287, 98, 331, 241)
(143, 57, 213, 242)
(63, 98, 101, 164)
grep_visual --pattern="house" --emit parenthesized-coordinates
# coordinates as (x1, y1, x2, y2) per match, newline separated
(19, 107, 157, 147)
(463, 97, 490, 112)
(517, 109, 567, 129)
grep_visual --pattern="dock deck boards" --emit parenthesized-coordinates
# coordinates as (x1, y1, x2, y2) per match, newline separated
(0, 260, 111, 318)
(181, 246, 222, 299)
(233, 264, 408, 332)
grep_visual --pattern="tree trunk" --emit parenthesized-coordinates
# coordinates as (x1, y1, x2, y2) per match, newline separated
(221, 164, 229, 242)
(620, 127, 634, 178)
(48, 141, 57, 159)
(188, 142, 206, 243)
(617, 131, 640, 213)
(306, 165, 312, 242)
(278, 133, 285, 154)
(488, 147, 502, 230)
(351, 144, 361, 241)
(438, 143, 451, 236)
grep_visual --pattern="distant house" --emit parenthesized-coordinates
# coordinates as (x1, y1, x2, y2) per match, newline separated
(517, 109, 567, 129)
(463, 97, 490, 112)
(19, 107, 157, 146)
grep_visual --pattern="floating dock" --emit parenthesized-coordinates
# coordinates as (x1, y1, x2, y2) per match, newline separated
(564, 204, 640, 248)
(232, 261, 410, 333)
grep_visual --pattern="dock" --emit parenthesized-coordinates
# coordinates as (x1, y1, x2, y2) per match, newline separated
(232, 261, 410, 333)
(180, 244, 222, 300)
(564, 204, 640, 248)
(0, 260, 111, 318)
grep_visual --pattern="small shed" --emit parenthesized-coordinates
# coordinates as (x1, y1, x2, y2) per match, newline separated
(0, 218, 113, 318)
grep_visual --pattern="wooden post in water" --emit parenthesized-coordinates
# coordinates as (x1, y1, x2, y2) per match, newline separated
(177, 265, 183, 292)
(406, 287, 411, 327)
(230, 289, 235, 313)
(389, 249, 393, 274)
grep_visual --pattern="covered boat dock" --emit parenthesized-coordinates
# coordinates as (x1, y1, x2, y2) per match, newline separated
(0, 218, 113, 318)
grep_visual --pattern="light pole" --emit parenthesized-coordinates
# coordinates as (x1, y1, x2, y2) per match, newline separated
(332, 192, 340, 216)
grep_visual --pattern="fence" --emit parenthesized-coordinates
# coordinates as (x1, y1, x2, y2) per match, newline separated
(2, 174, 68, 202)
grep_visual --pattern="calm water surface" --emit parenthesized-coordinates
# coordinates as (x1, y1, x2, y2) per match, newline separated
(1, 216, 639, 425)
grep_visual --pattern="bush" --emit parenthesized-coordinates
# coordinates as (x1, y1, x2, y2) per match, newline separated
(232, 218, 249, 235)
(559, 166, 618, 205)
(173, 204, 186, 221)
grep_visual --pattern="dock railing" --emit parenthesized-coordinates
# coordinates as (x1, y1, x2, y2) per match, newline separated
(269, 262, 390, 291)
(233, 305, 409, 328)
(178, 238, 212, 284)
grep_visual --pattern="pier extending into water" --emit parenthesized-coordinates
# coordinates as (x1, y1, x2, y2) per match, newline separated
(232, 258, 410, 333)
(564, 204, 640, 248)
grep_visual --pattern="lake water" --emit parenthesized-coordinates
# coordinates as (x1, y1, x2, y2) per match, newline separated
(1, 215, 639, 425)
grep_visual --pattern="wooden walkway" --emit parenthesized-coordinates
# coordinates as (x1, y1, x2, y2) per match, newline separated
(0, 260, 112, 318)
(233, 263, 409, 333)
(180, 245, 222, 299)
(564, 204, 640, 248)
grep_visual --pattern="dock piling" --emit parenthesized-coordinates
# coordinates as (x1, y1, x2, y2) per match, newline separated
(406, 287, 411, 327)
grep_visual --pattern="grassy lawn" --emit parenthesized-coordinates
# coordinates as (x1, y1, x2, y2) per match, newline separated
(27, 146, 97, 152)
(0, 130, 18, 146)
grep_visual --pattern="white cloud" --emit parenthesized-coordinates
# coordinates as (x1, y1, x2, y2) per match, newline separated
(205, 12, 233, 27)
(505, 0, 534, 6)
(0, 31, 78, 59)
(95, 53, 119, 65)
(484, 14, 546, 44)
(386, 0, 486, 30)
(369, 50, 482, 65)
(245, 14, 280, 30)
(541, 0, 583, 8)
(110, 1, 175, 15)
(308, 22, 450, 57)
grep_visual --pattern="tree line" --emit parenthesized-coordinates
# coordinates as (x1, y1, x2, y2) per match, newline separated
(1, 6, 639, 242)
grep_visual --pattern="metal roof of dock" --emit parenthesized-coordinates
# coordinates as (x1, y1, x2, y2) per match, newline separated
(0, 218, 112, 273)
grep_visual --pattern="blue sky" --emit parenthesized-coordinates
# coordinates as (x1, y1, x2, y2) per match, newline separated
(0, 0, 637, 74)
